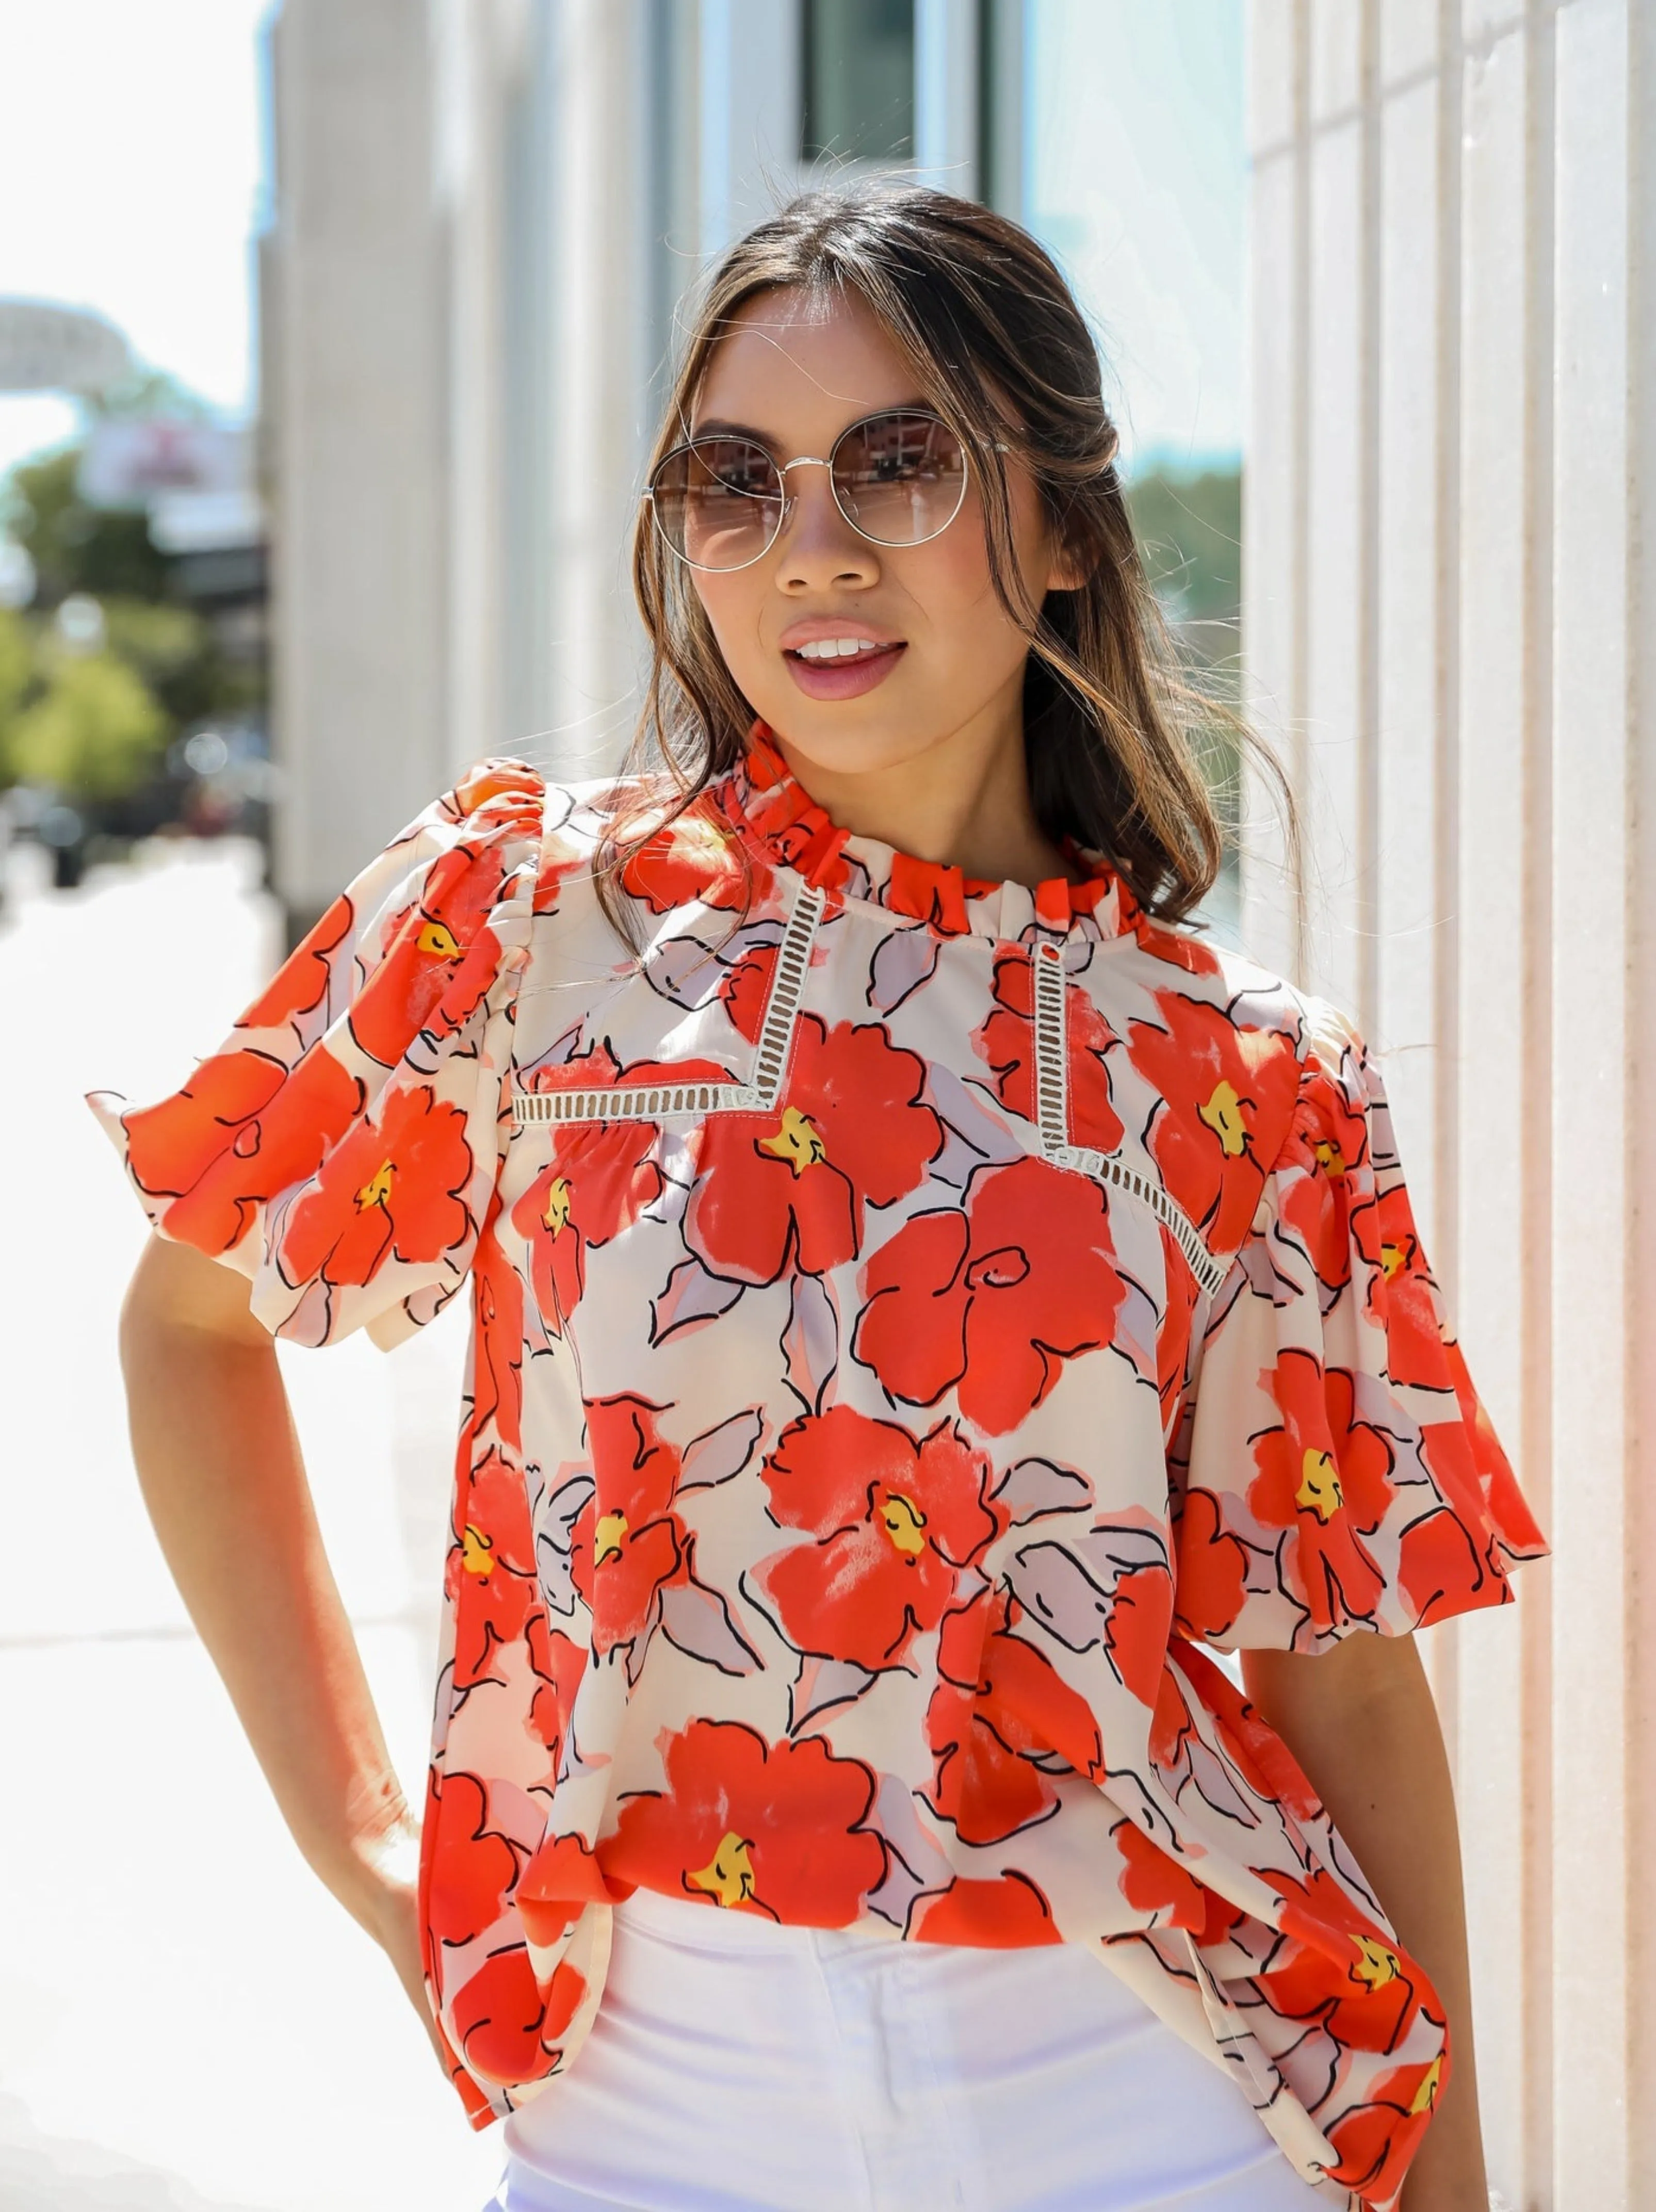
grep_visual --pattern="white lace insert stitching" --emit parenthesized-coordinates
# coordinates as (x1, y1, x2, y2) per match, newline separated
(1029, 939, 1229, 1298)
(511, 879, 827, 1125)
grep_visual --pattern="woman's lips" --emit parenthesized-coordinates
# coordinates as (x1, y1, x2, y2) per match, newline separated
(783, 642, 907, 700)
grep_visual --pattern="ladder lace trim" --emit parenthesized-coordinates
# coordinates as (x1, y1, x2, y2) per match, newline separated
(509, 898, 1228, 1297)
(1030, 940, 1229, 1299)
(512, 880, 827, 1127)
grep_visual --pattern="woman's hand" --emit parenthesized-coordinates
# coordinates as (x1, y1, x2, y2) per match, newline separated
(335, 1812, 454, 2077)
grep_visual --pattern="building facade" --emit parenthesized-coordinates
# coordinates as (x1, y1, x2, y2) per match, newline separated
(1242, 4, 1654, 2205)
(262, 0, 1024, 932)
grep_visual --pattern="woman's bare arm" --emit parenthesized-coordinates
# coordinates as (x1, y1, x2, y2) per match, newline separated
(1239, 1632, 1486, 2212)
(118, 1232, 440, 2054)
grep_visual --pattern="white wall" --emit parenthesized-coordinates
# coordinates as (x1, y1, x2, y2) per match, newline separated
(1242, 4, 1654, 2204)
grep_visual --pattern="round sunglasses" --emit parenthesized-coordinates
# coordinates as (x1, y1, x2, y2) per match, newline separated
(643, 406, 1002, 573)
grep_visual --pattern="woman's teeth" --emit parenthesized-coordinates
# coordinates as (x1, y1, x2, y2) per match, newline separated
(793, 638, 895, 660)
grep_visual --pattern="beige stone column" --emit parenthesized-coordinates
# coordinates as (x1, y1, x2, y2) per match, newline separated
(1242, 3, 1654, 2203)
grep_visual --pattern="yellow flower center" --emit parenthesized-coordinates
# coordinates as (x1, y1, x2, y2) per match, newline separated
(1314, 1138, 1345, 1177)
(757, 1105, 828, 1177)
(1198, 1079, 1247, 1158)
(1351, 1933, 1402, 1990)
(1408, 2055, 1443, 2115)
(676, 817, 737, 865)
(542, 1176, 573, 1235)
(688, 1830, 756, 1909)
(1381, 1241, 1406, 1279)
(593, 1508, 629, 1566)
(461, 1524, 494, 1576)
(416, 920, 464, 959)
(355, 1160, 394, 1211)
(879, 1490, 928, 1558)
(1296, 1448, 1343, 1521)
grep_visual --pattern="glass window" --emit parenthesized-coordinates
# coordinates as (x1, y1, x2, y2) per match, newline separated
(801, 0, 915, 163)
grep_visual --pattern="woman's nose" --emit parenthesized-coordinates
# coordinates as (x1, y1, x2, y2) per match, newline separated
(773, 464, 879, 586)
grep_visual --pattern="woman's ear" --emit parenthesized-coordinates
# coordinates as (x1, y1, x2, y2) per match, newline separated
(1045, 529, 1098, 593)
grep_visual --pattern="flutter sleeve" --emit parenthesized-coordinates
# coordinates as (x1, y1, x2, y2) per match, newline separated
(87, 761, 545, 1351)
(1168, 998, 1550, 1653)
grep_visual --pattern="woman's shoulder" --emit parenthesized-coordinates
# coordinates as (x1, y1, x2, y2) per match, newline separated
(1122, 908, 1359, 1079)
(403, 755, 688, 901)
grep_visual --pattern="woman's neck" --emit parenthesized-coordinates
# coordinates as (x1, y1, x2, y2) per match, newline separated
(762, 710, 1087, 892)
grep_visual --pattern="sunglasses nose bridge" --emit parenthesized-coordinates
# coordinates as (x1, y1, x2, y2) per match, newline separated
(768, 452, 856, 554)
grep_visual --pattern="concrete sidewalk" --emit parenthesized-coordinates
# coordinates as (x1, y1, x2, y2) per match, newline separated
(0, 838, 506, 2210)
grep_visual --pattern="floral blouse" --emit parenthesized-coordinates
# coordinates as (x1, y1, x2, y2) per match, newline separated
(89, 720, 1549, 2211)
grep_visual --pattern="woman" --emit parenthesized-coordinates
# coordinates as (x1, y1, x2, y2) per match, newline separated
(96, 184, 1547, 2212)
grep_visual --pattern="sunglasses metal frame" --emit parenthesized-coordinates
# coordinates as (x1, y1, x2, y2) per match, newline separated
(641, 406, 1011, 573)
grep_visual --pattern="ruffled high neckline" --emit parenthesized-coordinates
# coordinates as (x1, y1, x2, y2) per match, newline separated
(715, 718, 1134, 945)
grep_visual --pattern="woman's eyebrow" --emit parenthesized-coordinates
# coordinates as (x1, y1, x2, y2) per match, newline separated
(689, 417, 773, 442)
(687, 401, 937, 445)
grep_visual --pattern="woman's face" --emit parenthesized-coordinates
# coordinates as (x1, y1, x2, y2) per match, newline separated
(683, 284, 1078, 783)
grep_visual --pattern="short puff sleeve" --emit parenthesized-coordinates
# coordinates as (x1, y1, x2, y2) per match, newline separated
(87, 761, 545, 1351)
(1168, 998, 1550, 1652)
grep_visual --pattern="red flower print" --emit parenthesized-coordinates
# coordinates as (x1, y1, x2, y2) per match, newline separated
(447, 1447, 539, 1688)
(885, 848, 1002, 934)
(854, 1156, 1125, 1436)
(1127, 994, 1298, 1250)
(1171, 1483, 1251, 1645)
(1274, 1062, 1371, 1290)
(1351, 1184, 1444, 1387)
(427, 1771, 524, 1945)
(1105, 1563, 1175, 1710)
(517, 1830, 630, 1948)
(684, 1014, 943, 1286)
(1397, 1521, 1484, 1631)
(718, 937, 777, 1043)
(282, 1080, 475, 1288)
(619, 800, 750, 912)
(1323, 2055, 1444, 2198)
(569, 1394, 688, 1658)
(923, 1585, 1105, 1846)
(603, 1717, 887, 1923)
(913, 1870, 1064, 1947)
(1159, 1249, 1198, 1426)
(970, 946, 1123, 1152)
(1113, 1821, 1241, 1944)
(469, 1223, 525, 1453)
(1149, 1661, 1195, 1773)
(1247, 1350, 1397, 1633)
(121, 1044, 366, 1256)
(349, 838, 511, 1067)
(445, 1946, 587, 2088)
(1132, 918, 1222, 979)
(526, 1614, 588, 1769)
(1170, 1637, 1326, 1828)
(238, 891, 351, 1030)
(511, 1062, 669, 1330)
(1259, 1864, 1430, 2055)
(1416, 1336, 1547, 1568)
(749, 1406, 1002, 1672)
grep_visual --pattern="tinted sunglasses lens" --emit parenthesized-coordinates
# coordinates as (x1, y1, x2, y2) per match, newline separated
(652, 437, 781, 569)
(834, 412, 966, 544)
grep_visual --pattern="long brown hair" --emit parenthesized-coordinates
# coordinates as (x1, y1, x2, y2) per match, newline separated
(594, 176, 1282, 949)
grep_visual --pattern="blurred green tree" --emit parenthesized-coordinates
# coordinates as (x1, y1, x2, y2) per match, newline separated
(0, 371, 258, 809)
(6, 649, 167, 801)
(1125, 463, 1244, 834)
(3, 446, 170, 607)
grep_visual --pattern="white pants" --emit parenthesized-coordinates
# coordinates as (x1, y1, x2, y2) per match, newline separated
(484, 1882, 1332, 2212)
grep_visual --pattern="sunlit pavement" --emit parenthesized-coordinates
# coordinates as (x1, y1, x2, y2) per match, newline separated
(0, 838, 507, 2210)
